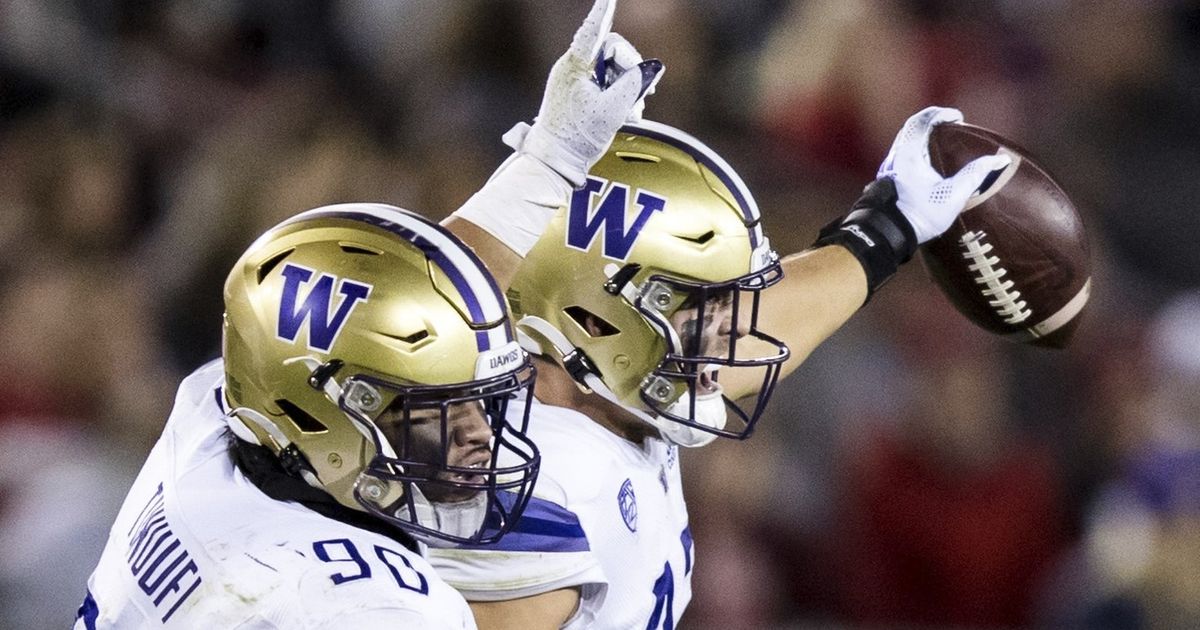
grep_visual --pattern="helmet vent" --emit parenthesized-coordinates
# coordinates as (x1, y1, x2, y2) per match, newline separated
(676, 230, 715, 245)
(276, 399, 328, 433)
(257, 249, 295, 284)
(384, 329, 430, 344)
(616, 151, 661, 164)
(565, 306, 619, 337)
(339, 243, 382, 256)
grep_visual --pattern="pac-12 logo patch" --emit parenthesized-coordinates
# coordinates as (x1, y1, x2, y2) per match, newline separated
(618, 478, 638, 532)
(566, 176, 667, 261)
(277, 263, 372, 352)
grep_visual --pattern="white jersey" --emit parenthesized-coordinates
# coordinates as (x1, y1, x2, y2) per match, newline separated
(76, 360, 476, 630)
(429, 396, 693, 629)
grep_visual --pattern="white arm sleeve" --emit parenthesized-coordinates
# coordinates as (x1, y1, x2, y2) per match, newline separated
(450, 151, 573, 257)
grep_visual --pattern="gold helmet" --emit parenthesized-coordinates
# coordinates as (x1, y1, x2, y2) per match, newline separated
(508, 121, 789, 447)
(222, 203, 538, 545)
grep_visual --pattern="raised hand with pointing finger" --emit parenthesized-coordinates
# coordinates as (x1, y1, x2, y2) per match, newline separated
(446, 0, 664, 288)
(503, 0, 664, 187)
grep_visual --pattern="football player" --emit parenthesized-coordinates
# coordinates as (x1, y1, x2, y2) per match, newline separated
(74, 204, 542, 629)
(434, 0, 1011, 627)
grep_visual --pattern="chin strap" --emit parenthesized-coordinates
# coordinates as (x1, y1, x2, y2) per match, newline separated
(225, 355, 399, 493)
(281, 356, 396, 458)
(517, 315, 721, 447)
(518, 315, 609, 397)
(604, 263, 686, 358)
(225, 405, 324, 489)
(517, 316, 648, 416)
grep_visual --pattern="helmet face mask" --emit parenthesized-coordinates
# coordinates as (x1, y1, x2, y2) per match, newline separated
(223, 203, 539, 546)
(508, 122, 790, 447)
(632, 264, 787, 441)
(342, 368, 539, 545)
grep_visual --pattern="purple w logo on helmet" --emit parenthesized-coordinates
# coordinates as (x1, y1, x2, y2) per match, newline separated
(276, 263, 372, 352)
(566, 176, 667, 261)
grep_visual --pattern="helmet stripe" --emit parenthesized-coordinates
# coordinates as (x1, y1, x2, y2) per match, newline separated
(284, 204, 511, 352)
(619, 121, 764, 248)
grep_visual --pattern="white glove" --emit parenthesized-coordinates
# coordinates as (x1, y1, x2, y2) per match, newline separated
(877, 106, 1012, 243)
(503, 0, 664, 187)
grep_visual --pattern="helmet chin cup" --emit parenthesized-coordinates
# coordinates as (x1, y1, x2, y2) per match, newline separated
(651, 417, 721, 448)
(354, 470, 490, 548)
(416, 493, 489, 547)
(641, 374, 726, 448)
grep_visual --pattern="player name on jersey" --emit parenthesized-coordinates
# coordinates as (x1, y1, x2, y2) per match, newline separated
(125, 483, 202, 622)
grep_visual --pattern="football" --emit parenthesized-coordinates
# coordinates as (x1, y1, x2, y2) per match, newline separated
(920, 123, 1091, 348)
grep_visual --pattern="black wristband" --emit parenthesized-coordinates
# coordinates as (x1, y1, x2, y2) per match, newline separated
(813, 178, 918, 302)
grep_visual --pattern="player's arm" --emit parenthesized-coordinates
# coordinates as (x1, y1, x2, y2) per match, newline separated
(428, 470, 605, 630)
(443, 0, 662, 289)
(723, 107, 1010, 399)
(468, 588, 581, 630)
(760, 244, 869, 366)
(442, 216, 527, 290)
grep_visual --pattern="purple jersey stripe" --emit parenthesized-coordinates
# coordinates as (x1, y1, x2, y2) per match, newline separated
(463, 495, 590, 553)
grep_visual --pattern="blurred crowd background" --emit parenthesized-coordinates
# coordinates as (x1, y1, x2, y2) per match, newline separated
(2, 0, 1199, 628)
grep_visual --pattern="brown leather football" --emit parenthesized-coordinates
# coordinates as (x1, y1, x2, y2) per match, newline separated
(921, 123, 1091, 348)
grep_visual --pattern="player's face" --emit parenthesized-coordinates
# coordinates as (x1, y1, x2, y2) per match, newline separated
(667, 289, 747, 389)
(377, 401, 494, 503)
